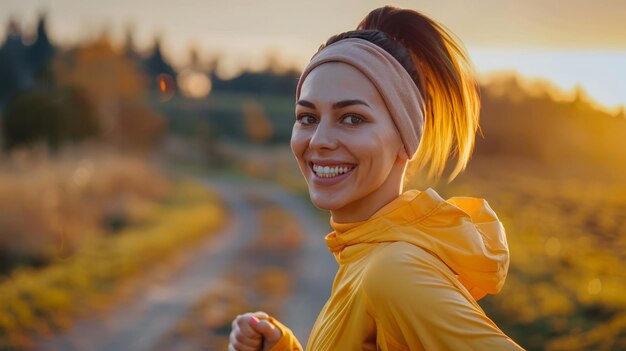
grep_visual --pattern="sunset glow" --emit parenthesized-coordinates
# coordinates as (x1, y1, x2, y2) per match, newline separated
(2, 0, 624, 109)
(471, 49, 626, 113)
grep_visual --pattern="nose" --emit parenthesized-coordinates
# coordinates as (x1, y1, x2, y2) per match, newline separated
(309, 117, 338, 151)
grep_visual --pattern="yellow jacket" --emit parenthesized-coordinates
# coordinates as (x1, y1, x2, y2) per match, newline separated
(266, 188, 526, 350)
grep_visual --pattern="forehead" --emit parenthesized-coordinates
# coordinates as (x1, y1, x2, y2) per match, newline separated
(299, 62, 382, 104)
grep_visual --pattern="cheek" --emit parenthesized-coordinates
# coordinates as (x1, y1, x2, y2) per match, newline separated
(348, 126, 399, 181)
(344, 127, 392, 164)
(290, 129, 308, 163)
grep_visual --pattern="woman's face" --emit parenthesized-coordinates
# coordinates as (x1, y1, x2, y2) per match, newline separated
(291, 62, 408, 213)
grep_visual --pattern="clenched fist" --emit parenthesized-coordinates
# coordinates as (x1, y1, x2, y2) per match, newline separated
(229, 311, 282, 351)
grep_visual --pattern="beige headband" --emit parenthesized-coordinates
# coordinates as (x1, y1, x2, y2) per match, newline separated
(296, 37, 425, 158)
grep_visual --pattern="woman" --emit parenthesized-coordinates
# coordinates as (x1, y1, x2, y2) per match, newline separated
(229, 5, 526, 351)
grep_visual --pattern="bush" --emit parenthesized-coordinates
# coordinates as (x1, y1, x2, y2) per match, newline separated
(1, 86, 99, 150)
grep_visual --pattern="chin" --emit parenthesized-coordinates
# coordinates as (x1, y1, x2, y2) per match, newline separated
(308, 189, 346, 211)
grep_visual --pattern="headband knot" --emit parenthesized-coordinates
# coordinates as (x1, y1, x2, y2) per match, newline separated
(296, 37, 425, 158)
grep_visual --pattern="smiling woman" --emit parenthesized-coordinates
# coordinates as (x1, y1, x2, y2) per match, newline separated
(229, 5, 526, 351)
(292, 61, 409, 222)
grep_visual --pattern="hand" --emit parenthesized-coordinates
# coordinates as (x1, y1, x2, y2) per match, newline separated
(229, 311, 283, 351)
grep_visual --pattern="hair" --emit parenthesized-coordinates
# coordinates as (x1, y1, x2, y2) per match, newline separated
(316, 6, 481, 184)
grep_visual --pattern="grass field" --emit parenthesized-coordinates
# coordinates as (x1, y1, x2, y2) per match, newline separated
(0, 147, 227, 350)
(430, 157, 626, 351)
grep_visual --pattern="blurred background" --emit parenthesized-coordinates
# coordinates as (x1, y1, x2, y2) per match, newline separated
(0, 1, 625, 350)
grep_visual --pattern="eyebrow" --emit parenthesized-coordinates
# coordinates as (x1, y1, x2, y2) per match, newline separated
(296, 99, 371, 110)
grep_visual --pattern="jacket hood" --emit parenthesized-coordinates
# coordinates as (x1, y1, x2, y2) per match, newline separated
(325, 188, 510, 301)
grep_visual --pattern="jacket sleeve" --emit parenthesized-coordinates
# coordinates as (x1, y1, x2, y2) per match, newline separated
(362, 244, 526, 351)
(264, 316, 304, 351)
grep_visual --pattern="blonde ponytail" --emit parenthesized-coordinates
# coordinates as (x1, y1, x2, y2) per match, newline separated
(321, 6, 481, 183)
(359, 6, 481, 183)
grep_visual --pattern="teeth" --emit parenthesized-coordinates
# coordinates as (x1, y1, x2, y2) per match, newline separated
(312, 163, 355, 177)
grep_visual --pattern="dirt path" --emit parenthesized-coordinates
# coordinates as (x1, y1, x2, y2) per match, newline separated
(203, 177, 337, 343)
(34, 175, 336, 351)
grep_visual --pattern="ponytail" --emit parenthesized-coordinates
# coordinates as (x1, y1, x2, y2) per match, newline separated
(321, 6, 481, 183)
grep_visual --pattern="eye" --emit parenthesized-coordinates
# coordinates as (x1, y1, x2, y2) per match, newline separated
(342, 114, 364, 125)
(296, 114, 317, 125)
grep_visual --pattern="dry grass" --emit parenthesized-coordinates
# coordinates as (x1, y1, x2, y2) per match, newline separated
(0, 145, 227, 349)
(0, 179, 225, 349)
(423, 156, 626, 351)
(0, 144, 171, 271)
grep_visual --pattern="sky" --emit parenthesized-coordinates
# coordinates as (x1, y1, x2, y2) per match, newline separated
(1, 0, 625, 111)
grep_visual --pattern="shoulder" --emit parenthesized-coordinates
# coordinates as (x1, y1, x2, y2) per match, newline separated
(365, 241, 452, 277)
(367, 241, 439, 269)
(361, 242, 484, 323)
(362, 242, 455, 300)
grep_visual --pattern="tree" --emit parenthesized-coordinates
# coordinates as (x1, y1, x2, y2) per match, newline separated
(2, 86, 99, 150)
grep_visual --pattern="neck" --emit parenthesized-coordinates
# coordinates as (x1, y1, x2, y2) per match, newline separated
(330, 162, 406, 223)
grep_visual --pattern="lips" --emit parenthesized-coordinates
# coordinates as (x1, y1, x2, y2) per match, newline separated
(310, 162, 356, 177)
(308, 161, 357, 186)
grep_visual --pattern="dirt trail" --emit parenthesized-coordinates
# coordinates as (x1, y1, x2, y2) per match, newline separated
(34, 175, 336, 351)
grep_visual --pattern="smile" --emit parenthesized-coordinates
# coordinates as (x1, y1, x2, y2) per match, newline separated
(311, 163, 357, 177)
(309, 162, 357, 186)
